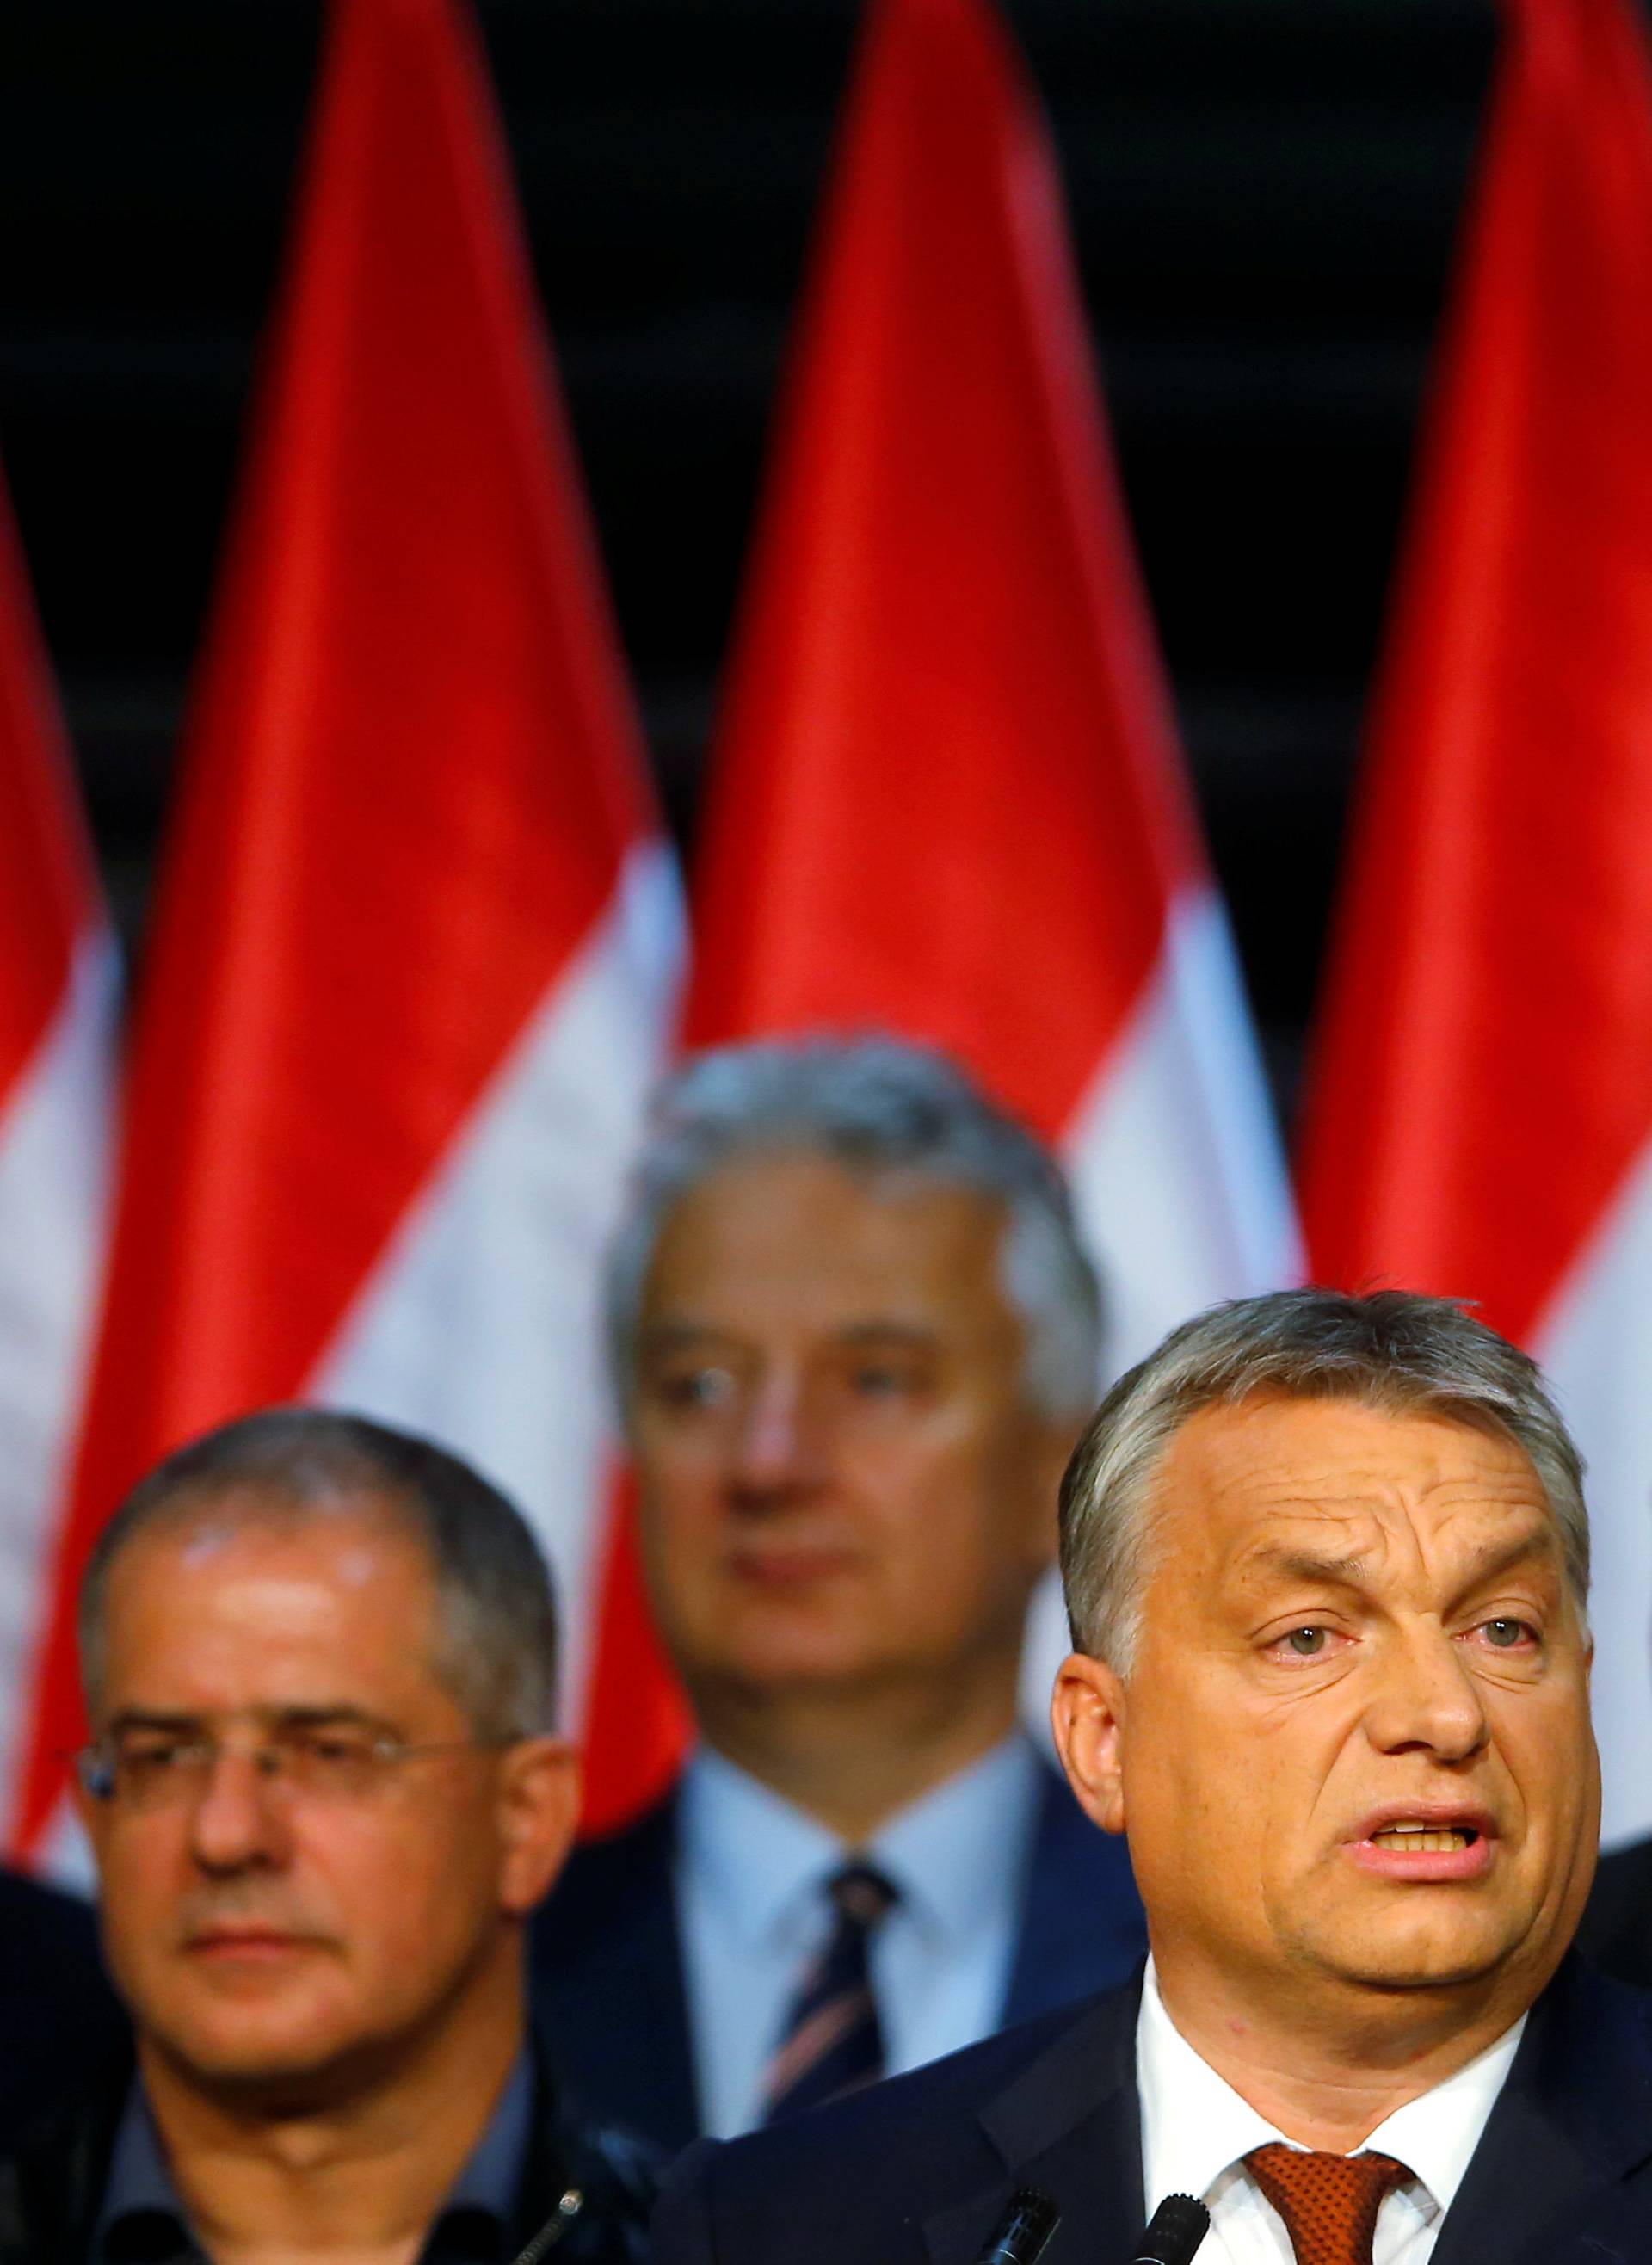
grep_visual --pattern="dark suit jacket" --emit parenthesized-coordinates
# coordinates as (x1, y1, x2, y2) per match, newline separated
(0, 2038, 658, 2265)
(531, 1759, 1145, 2154)
(650, 1957, 1652, 2265)
(1577, 1833, 1652, 1991)
(0, 1870, 125, 2153)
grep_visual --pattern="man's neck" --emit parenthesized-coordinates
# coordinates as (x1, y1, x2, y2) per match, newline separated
(691, 1669, 1023, 1843)
(1150, 1951, 1536, 2154)
(137, 1968, 526, 2265)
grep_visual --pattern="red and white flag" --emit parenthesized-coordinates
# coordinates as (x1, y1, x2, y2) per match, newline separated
(10, 0, 682, 1860)
(0, 478, 116, 1843)
(687, 0, 1299, 1704)
(1300, 0, 1652, 1843)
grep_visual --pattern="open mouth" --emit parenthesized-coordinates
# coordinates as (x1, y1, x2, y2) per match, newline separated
(1369, 1822, 1481, 1855)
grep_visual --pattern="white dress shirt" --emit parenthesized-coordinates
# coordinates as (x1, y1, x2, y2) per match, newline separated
(677, 1733, 1043, 2137)
(1137, 1960, 1525, 2262)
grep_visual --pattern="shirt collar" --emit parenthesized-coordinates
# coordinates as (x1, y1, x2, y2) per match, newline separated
(1137, 1957, 1525, 2216)
(1359, 2013, 1525, 2213)
(441, 2046, 535, 2221)
(97, 2048, 536, 2263)
(96, 2089, 185, 2261)
(679, 1732, 1043, 1954)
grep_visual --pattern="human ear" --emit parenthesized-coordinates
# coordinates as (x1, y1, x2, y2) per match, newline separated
(494, 1738, 582, 1913)
(1051, 1651, 1127, 1836)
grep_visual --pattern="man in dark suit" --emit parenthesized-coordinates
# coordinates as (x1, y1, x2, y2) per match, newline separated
(533, 1041, 1145, 2151)
(655, 1287, 1649, 2264)
(0, 1409, 655, 2264)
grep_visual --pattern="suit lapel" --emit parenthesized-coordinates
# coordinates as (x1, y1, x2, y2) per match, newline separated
(534, 1792, 701, 2151)
(922, 1982, 1146, 2265)
(1432, 1960, 1652, 2265)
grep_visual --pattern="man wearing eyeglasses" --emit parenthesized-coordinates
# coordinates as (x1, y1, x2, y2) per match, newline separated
(0, 1407, 655, 2265)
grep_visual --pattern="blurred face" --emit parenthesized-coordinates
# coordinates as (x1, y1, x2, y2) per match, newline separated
(630, 1152, 1071, 1708)
(79, 1496, 576, 2101)
(1056, 1395, 1598, 2026)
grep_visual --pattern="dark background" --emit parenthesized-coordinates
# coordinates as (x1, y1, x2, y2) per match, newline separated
(0, 0, 1502, 1125)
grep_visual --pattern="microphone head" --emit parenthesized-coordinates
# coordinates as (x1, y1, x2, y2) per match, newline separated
(1130, 2193, 1211, 2264)
(972, 2188, 1060, 2265)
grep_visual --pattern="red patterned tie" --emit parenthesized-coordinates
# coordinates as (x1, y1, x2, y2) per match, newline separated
(1243, 2145, 1411, 2265)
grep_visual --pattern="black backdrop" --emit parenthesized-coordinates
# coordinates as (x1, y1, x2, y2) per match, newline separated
(0, 0, 1504, 1125)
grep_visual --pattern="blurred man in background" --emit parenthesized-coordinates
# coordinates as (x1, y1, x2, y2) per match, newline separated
(533, 1040, 1144, 2151)
(0, 1410, 654, 2265)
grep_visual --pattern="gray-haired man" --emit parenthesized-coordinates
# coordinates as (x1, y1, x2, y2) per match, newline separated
(531, 1038, 1145, 2153)
(652, 1288, 1639, 2265)
(0, 1410, 655, 2265)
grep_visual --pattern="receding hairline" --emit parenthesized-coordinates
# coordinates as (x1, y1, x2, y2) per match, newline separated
(1119, 1381, 1582, 1622)
(632, 1150, 1045, 1375)
(607, 1038, 1106, 1425)
(645, 1140, 1023, 1230)
(96, 1471, 444, 1566)
(83, 1478, 463, 1718)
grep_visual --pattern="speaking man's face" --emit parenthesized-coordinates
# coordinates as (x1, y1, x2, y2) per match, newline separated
(629, 1151, 1071, 1711)
(79, 1496, 576, 2098)
(1058, 1393, 1598, 2025)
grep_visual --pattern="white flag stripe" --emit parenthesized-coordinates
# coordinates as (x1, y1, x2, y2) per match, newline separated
(312, 841, 683, 1724)
(1064, 884, 1303, 1381)
(0, 929, 117, 1823)
(1532, 1132, 1652, 1848)
(1020, 883, 1301, 1733)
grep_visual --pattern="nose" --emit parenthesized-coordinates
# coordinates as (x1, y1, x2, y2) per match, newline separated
(727, 1369, 826, 1504)
(1362, 1624, 1491, 1765)
(187, 1745, 292, 1874)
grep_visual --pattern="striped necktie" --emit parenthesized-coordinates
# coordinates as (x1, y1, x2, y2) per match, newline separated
(761, 1861, 898, 2123)
(1244, 2145, 1412, 2265)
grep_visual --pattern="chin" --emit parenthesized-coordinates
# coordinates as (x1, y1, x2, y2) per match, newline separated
(1316, 1918, 1527, 1994)
(715, 1630, 890, 1691)
(151, 2006, 369, 2095)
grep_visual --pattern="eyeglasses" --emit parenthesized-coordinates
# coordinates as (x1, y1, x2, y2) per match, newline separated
(77, 1719, 515, 1812)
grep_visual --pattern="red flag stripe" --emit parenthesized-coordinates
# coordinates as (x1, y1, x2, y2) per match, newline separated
(0, 480, 101, 1100)
(1300, 0, 1652, 1349)
(15, 0, 668, 1852)
(687, 0, 1204, 1134)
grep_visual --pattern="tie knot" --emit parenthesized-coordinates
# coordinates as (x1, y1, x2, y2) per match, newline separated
(1243, 2144, 1411, 2265)
(829, 1861, 898, 1930)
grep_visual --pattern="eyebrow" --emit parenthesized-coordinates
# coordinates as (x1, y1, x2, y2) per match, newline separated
(638, 1318, 943, 1353)
(1241, 1527, 1560, 1597)
(103, 1703, 391, 1738)
(835, 1322, 940, 1350)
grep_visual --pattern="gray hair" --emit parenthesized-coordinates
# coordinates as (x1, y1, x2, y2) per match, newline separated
(607, 1037, 1103, 1419)
(78, 1408, 559, 1739)
(1059, 1286, 1589, 1670)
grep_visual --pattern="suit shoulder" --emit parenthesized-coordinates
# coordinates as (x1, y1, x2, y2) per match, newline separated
(654, 1984, 1136, 2256)
(537, 1797, 677, 1938)
(1576, 1836, 1652, 1990)
(0, 1868, 99, 1956)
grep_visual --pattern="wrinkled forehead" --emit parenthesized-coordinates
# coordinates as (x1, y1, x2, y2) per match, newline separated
(95, 1490, 447, 1694)
(642, 1150, 1016, 1318)
(1148, 1392, 1564, 1589)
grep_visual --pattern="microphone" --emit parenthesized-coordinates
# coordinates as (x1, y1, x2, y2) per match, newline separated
(971, 2188, 1061, 2265)
(508, 2183, 584, 2265)
(1125, 2194, 1210, 2264)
